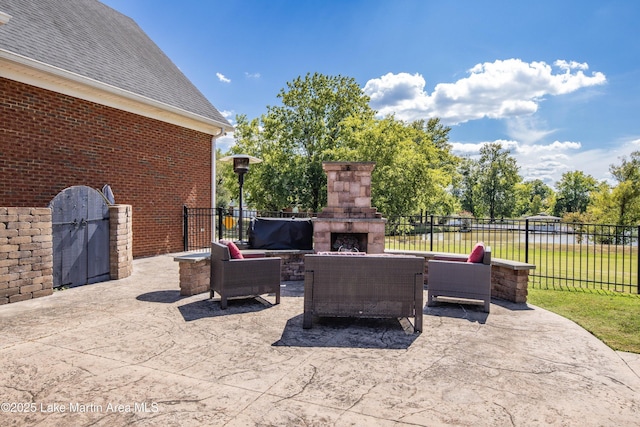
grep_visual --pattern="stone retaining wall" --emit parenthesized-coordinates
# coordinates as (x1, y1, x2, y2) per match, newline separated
(0, 207, 53, 304)
(178, 256, 210, 296)
(176, 249, 535, 303)
(244, 251, 308, 281)
(491, 264, 531, 303)
(276, 252, 306, 281)
(387, 250, 535, 303)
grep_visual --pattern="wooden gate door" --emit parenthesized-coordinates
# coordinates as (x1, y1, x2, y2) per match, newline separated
(50, 186, 111, 288)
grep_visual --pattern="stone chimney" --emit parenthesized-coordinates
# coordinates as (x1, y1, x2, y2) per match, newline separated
(313, 162, 386, 253)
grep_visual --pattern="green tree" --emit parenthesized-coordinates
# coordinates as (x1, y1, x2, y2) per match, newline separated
(608, 151, 640, 225)
(337, 116, 458, 218)
(588, 151, 640, 225)
(454, 157, 480, 216)
(476, 143, 521, 219)
(214, 148, 234, 209)
(514, 179, 555, 217)
(553, 170, 597, 216)
(228, 114, 304, 210)
(232, 72, 375, 212)
(230, 73, 458, 217)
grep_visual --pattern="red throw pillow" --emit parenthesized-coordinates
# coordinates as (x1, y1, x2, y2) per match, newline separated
(467, 242, 485, 263)
(219, 239, 244, 259)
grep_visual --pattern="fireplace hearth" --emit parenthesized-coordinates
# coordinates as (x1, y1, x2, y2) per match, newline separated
(313, 162, 386, 254)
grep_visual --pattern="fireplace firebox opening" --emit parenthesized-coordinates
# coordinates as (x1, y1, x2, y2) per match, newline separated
(331, 233, 367, 252)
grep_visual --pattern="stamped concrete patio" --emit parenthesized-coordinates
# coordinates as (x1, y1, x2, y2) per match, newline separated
(1, 254, 639, 426)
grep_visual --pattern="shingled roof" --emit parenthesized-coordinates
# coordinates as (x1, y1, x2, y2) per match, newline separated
(0, 0, 232, 134)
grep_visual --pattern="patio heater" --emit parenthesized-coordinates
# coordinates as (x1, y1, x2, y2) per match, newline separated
(220, 154, 262, 244)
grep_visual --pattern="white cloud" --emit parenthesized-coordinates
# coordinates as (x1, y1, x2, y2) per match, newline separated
(515, 140, 582, 155)
(363, 72, 432, 119)
(215, 132, 235, 153)
(216, 72, 231, 83)
(521, 138, 640, 186)
(219, 110, 235, 120)
(554, 60, 589, 72)
(363, 59, 606, 125)
(244, 72, 261, 79)
(361, 59, 621, 186)
(505, 116, 556, 145)
(214, 111, 236, 152)
(449, 141, 487, 155)
(449, 137, 640, 186)
(451, 139, 583, 185)
(519, 156, 570, 183)
(363, 72, 426, 105)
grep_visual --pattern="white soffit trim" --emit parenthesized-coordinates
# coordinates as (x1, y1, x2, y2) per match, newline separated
(0, 49, 234, 135)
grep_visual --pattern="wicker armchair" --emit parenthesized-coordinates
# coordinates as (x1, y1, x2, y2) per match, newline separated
(210, 242, 281, 309)
(427, 247, 492, 312)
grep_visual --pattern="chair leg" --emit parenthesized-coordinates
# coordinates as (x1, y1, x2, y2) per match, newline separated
(303, 311, 312, 329)
(275, 288, 281, 305)
(484, 300, 490, 313)
(220, 295, 228, 310)
(427, 293, 437, 307)
(414, 312, 422, 333)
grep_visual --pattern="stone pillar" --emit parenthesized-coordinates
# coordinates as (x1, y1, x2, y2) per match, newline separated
(179, 258, 211, 296)
(0, 207, 53, 304)
(109, 204, 133, 279)
(491, 266, 530, 303)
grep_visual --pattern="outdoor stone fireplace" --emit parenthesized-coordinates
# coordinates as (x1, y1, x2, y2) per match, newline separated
(313, 162, 386, 254)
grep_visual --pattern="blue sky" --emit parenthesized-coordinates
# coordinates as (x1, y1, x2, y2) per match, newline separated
(101, 0, 640, 187)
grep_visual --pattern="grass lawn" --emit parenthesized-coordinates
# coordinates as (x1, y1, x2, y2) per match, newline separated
(527, 288, 640, 354)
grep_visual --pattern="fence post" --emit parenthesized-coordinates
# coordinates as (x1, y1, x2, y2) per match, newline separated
(525, 219, 529, 264)
(637, 225, 640, 294)
(217, 207, 224, 242)
(183, 205, 189, 251)
(430, 215, 434, 252)
(213, 208, 217, 242)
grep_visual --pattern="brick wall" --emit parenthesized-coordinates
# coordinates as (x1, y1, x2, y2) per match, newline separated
(0, 207, 53, 304)
(0, 78, 212, 257)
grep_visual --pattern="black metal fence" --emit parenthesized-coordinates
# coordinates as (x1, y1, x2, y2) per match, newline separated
(384, 215, 639, 294)
(183, 207, 640, 294)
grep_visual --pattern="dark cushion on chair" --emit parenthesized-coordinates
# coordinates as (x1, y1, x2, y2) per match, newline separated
(467, 242, 485, 263)
(219, 239, 244, 259)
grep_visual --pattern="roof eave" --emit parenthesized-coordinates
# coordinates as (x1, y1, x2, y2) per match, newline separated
(0, 49, 234, 135)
